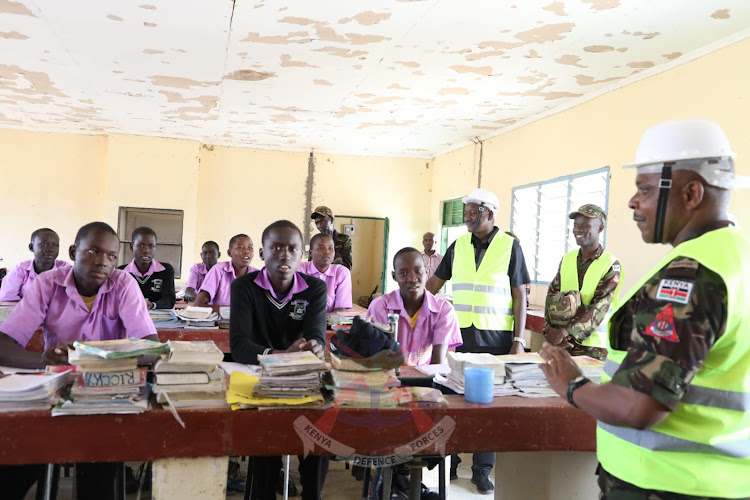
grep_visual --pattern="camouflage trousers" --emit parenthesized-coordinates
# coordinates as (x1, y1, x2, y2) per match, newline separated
(568, 344, 608, 360)
(598, 466, 749, 500)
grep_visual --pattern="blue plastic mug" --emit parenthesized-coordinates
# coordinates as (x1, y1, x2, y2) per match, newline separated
(464, 366, 494, 403)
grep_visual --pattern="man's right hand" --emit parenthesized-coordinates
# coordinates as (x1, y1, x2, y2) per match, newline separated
(42, 341, 74, 365)
(545, 327, 573, 348)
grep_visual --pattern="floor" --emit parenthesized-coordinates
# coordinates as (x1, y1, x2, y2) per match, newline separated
(25, 454, 488, 499)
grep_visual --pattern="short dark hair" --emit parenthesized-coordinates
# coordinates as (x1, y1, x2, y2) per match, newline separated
(393, 246, 422, 268)
(30, 228, 57, 243)
(228, 234, 251, 248)
(309, 232, 333, 248)
(202, 240, 220, 252)
(261, 220, 302, 245)
(131, 226, 157, 242)
(74, 222, 118, 246)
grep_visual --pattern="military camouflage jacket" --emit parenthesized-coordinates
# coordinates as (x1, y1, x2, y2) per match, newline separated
(544, 245, 621, 347)
(332, 230, 352, 270)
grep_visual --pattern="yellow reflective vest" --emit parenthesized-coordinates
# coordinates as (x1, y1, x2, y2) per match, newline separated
(559, 247, 621, 347)
(598, 226, 750, 497)
(452, 232, 515, 331)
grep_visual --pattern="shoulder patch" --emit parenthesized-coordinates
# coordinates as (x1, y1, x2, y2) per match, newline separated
(644, 304, 679, 342)
(612, 264, 621, 272)
(666, 258, 699, 270)
(656, 279, 694, 305)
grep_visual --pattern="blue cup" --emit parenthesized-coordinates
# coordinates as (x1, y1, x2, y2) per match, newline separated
(464, 367, 494, 403)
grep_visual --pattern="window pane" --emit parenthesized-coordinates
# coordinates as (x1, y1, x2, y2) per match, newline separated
(118, 207, 184, 278)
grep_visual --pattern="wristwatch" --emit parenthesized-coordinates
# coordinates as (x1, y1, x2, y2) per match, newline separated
(512, 336, 527, 348)
(566, 375, 590, 408)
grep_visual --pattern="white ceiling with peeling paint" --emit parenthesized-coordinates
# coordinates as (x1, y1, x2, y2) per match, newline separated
(1, 0, 749, 158)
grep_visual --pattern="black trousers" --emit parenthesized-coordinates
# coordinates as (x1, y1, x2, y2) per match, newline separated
(250, 455, 329, 500)
(0, 462, 121, 500)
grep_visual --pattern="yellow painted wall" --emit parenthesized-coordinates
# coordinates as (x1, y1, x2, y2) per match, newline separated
(0, 129, 107, 267)
(430, 37, 750, 298)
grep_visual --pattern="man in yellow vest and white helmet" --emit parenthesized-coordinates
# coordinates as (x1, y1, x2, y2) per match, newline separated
(427, 187, 530, 494)
(544, 204, 622, 360)
(539, 118, 750, 499)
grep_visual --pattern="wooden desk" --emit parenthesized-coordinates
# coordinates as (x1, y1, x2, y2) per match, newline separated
(0, 395, 594, 465)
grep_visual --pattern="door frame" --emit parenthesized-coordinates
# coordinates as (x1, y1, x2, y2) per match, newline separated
(337, 215, 390, 296)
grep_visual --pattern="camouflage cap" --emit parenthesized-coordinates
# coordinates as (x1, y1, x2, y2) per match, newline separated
(569, 204, 606, 223)
(311, 205, 334, 219)
(546, 290, 582, 327)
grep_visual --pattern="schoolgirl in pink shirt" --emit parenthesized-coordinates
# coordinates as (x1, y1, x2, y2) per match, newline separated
(185, 240, 220, 301)
(298, 233, 352, 313)
(195, 234, 258, 306)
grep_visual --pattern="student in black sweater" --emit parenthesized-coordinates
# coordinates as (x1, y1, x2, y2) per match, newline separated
(118, 227, 176, 310)
(230, 220, 327, 500)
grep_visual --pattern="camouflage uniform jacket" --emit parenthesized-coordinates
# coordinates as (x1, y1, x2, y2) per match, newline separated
(544, 245, 621, 357)
(332, 230, 352, 270)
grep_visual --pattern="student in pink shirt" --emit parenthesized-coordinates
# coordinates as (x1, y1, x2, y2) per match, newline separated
(367, 247, 462, 366)
(195, 233, 258, 306)
(184, 240, 220, 301)
(0, 228, 71, 301)
(298, 233, 352, 313)
(0, 222, 158, 499)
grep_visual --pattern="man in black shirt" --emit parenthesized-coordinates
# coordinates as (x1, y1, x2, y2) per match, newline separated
(426, 188, 530, 495)
(230, 220, 327, 500)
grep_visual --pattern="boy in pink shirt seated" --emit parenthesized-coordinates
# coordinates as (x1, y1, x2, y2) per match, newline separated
(298, 233, 352, 313)
(195, 233, 258, 306)
(184, 240, 220, 301)
(0, 222, 158, 499)
(367, 247, 462, 366)
(0, 227, 71, 302)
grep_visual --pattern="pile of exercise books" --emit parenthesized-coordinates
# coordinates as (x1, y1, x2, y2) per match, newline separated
(572, 355, 605, 383)
(149, 309, 183, 329)
(218, 306, 231, 329)
(328, 368, 406, 408)
(227, 351, 327, 409)
(52, 339, 168, 415)
(153, 341, 227, 410)
(0, 370, 70, 412)
(435, 352, 519, 397)
(172, 306, 219, 329)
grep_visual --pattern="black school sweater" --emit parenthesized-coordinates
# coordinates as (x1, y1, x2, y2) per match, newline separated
(117, 261, 176, 310)
(229, 271, 327, 364)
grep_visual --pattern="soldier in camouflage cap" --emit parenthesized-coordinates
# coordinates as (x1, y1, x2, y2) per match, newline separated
(310, 205, 352, 270)
(539, 119, 750, 499)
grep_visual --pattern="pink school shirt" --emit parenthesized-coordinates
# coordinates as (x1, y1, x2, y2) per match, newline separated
(367, 290, 462, 366)
(123, 259, 166, 276)
(0, 259, 71, 302)
(298, 261, 352, 313)
(186, 262, 208, 291)
(1, 267, 156, 349)
(421, 252, 443, 280)
(199, 261, 258, 306)
(254, 268, 309, 299)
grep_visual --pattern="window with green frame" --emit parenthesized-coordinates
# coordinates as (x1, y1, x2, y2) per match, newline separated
(440, 197, 467, 295)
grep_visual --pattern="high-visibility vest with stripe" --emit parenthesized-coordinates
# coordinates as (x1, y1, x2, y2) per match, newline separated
(598, 226, 750, 497)
(559, 248, 621, 347)
(452, 232, 515, 330)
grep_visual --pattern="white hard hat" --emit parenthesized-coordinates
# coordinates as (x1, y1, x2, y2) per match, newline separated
(462, 188, 499, 213)
(624, 119, 748, 190)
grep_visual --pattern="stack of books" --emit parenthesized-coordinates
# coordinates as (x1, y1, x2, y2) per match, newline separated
(572, 355, 605, 383)
(153, 341, 228, 410)
(328, 368, 406, 408)
(435, 352, 519, 397)
(503, 353, 556, 398)
(0, 370, 70, 412)
(172, 306, 219, 329)
(150, 309, 183, 329)
(52, 339, 168, 415)
(227, 351, 327, 409)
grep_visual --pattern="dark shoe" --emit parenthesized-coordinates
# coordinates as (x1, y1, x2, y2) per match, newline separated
(449, 454, 461, 480)
(471, 471, 494, 495)
(420, 484, 439, 499)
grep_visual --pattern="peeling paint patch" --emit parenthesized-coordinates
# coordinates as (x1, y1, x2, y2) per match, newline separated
(395, 61, 420, 68)
(280, 54, 317, 68)
(358, 119, 417, 129)
(662, 52, 682, 60)
(271, 114, 295, 122)
(0, 31, 27, 39)
(438, 87, 469, 95)
(241, 32, 312, 44)
(0, 0, 33, 16)
(584, 45, 614, 52)
(582, 0, 620, 10)
(632, 31, 660, 39)
(478, 41, 521, 50)
(315, 46, 367, 58)
(515, 23, 574, 43)
(543, 2, 567, 16)
(225, 69, 275, 81)
(525, 49, 541, 58)
(363, 96, 405, 104)
(627, 61, 654, 69)
(279, 16, 317, 26)
(555, 54, 586, 67)
(413, 98, 433, 103)
(0, 64, 67, 97)
(450, 65, 493, 76)
(159, 90, 188, 103)
(340, 11, 391, 26)
(143, 49, 164, 54)
(466, 50, 504, 61)
(149, 75, 219, 88)
(139, 4, 156, 10)
(412, 71, 425, 76)
(335, 106, 357, 117)
(712, 9, 730, 19)
(106, 14, 122, 21)
(144, 22, 156, 27)
(575, 74, 623, 85)
(387, 83, 410, 90)
(347, 33, 389, 45)
(314, 79, 332, 86)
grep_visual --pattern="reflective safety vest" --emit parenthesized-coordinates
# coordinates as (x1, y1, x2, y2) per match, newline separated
(598, 226, 750, 497)
(559, 248, 621, 347)
(452, 232, 515, 331)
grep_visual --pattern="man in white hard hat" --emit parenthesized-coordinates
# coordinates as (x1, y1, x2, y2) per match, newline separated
(427, 187, 530, 494)
(539, 119, 750, 499)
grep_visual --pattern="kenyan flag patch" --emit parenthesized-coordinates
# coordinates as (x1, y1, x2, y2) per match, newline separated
(655, 279, 693, 305)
